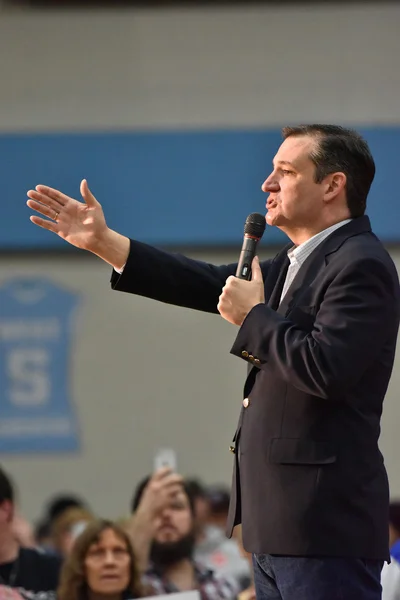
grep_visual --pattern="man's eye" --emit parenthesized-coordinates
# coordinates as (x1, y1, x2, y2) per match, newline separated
(282, 170, 293, 175)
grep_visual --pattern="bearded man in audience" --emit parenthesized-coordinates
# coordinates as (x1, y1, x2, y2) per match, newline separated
(127, 468, 238, 599)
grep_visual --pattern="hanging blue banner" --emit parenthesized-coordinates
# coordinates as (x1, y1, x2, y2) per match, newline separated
(0, 278, 81, 453)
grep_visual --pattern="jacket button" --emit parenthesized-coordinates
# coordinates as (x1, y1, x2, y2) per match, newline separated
(229, 445, 236, 454)
(243, 397, 250, 408)
(241, 351, 249, 358)
(254, 358, 261, 366)
(249, 355, 255, 361)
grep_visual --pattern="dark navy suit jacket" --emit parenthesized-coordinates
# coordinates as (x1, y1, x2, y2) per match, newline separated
(111, 216, 400, 559)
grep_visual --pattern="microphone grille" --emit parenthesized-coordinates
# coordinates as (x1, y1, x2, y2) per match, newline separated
(244, 212, 266, 239)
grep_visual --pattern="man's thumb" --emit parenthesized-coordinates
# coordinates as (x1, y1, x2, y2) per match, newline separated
(251, 256, 263, 282)
(80, 179, 98, 207)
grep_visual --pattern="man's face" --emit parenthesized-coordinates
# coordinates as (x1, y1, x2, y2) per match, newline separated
(0, 500, 13, 530)
(262, 135, 328, 232)
(150, 490, 195, 567)
(153, 489, 193, 544)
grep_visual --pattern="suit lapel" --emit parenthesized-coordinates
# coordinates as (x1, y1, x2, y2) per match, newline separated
(265, 245, 291, 310)
(240, 216, 372, 395)
(276, 215, 372, 316)
(276, 249, 326, 316)
(242, 245, 290, 384)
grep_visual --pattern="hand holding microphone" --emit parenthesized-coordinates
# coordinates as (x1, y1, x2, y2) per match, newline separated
(218, 213, 266, 326)
(236, 212, 266, 280)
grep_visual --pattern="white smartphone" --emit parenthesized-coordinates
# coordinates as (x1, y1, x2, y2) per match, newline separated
(153, 447, 177, 472)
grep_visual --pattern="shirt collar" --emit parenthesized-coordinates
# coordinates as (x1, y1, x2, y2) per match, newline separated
(147, 560, 214, 581)
(288, 219, 352, 263)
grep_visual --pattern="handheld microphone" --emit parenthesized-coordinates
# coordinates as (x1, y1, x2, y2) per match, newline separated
(235, 213, 266, 280)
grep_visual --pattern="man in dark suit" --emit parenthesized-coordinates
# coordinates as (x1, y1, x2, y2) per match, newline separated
(27, 125, 400, 599)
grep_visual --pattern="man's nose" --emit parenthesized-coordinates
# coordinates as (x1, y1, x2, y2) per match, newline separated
(160, 507, 173, 521)
(262, 175, 280, 193)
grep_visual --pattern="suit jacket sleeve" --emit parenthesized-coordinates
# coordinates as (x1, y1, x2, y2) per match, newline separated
(230, 258, 400, 398)
(110, 239, 271, 314)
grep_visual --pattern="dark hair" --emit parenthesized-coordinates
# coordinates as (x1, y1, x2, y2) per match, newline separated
(185, 478, 207, 500)
(282, 124, 375, 218)
(131, 476, 196, 516)
(57, 519, 143, 600)
(0, 466, 14, 505)
(35, 519, 52, 542)
(207, 485, 230, 515)
(45, 494, 88, 523)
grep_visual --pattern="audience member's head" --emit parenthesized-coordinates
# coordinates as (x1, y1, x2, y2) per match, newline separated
(44, 493, 88, 526)
(52, 506, 95, 557)
(185, 478, 210, 534)
(0, 466, 21, 564)
(132, 475, 197, 568)
(35, 519, 53, 549)
(206, 485, 230, 529)
(57, 519, 143, 600)
(0, 466, 16, 545)
(389, 502, 400, 547)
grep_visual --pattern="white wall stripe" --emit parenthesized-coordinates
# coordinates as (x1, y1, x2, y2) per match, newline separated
(0, 3, 399, 132)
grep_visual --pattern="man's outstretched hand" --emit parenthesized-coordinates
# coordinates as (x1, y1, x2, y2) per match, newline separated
(27, 179, 130, 270)
(27, 179, 107, 251)
(218, 256, 265, 326)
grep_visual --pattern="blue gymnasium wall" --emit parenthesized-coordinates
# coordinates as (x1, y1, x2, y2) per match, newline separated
(2, 126, 400, 250)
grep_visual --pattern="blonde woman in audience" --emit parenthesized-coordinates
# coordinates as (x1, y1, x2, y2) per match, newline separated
(58, 519, 146, 600)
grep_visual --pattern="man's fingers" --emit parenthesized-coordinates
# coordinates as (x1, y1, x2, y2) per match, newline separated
(29, 215, 58, 234)
(251, 256, 263, 282)
(152, 467, 183, 483)
(159, 474, 184, 490)
(163, 483, 184, 498)
(157, 483, 184, 504)
(80, 179, 98, 207)
(151, 468, 183, 488)
(152, 466, 174, 480)
(150, 471, 184, 496)
(27, 190, 64, 213)
(27, 199, 59, 221)
(34, 185, 69, 206)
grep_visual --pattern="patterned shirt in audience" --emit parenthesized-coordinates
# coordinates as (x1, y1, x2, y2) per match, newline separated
(0, 586, 56, 599)
(143, 562, 238, 600)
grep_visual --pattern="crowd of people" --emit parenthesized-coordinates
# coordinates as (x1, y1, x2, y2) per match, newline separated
(0, 464, 253, 600)
(2, 462, 400, 599)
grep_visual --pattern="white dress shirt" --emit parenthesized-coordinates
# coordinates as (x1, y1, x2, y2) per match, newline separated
(279, 219, 352, 303)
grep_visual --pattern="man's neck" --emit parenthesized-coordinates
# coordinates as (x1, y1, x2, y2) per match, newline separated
(0, 535, 19, 565)
(280, 216, 351, 246)
(164, 558, 196, 591)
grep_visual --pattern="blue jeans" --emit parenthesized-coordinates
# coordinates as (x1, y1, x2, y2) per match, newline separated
(253, 554, 383, 600)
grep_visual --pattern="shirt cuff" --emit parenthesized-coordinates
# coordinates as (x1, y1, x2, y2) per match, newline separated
(114, 263, 126, 274)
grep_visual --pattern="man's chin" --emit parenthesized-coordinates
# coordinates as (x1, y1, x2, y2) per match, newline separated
(266, 216, 279, 227)
(155, 535, 178, 544)
(150, 532, 196, 567)
(266, 212, 286, 228)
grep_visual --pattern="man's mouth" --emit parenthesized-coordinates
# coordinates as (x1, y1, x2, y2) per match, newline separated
(266, 196, 278, 209)
(158, 525, 176, 534)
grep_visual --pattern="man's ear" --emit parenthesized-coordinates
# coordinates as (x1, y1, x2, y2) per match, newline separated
(1, 500, 15, 524)
(323, 172, 347, 203)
